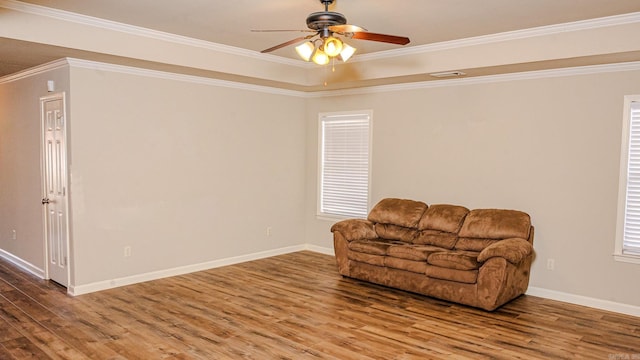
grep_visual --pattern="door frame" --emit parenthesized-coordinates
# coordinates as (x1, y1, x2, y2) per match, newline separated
(40, 92, 71, 287)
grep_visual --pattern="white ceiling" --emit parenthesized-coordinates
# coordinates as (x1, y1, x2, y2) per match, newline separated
(3, 0, 640, 90)
(14, 0, 640, 55)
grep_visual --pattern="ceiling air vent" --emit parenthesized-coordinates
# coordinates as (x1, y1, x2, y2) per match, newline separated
(429, 71, 466, 78)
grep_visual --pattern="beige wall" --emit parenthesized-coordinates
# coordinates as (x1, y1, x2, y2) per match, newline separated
(67, 67, 307, 286)
(2, 60, 640, 311)
(0, 66, 70, 273)
(305, 70, 640, 307)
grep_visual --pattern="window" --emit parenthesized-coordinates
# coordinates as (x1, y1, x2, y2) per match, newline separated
(616, 95, 640, 263)
(318, 111, 372, 218)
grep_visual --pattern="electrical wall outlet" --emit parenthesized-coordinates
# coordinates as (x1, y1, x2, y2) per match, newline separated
(124, 246, 132, 257)
(11, 230, 16, 240)
(266, 227, 272, 236)
(546, 258, 555, 271)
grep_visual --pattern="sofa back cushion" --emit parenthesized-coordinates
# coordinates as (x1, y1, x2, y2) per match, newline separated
(368, 198, 427, 243)
(417, 204, 469, 232)
(368, 198, 428, 228)
(456, 209, 531, 251)
(412, 204, 469, 249)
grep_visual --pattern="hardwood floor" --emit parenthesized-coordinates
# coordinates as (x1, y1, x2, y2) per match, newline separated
(0, 251, 637, 359)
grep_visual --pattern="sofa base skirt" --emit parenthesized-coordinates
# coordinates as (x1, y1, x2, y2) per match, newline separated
(347, 261, 501, 311)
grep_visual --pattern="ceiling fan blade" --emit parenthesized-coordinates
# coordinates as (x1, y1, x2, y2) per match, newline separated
(251, 29, 316, 33)
(328, 24, 368, 33)
(350, 32, 410, 45)
(259, 34, 316, 53)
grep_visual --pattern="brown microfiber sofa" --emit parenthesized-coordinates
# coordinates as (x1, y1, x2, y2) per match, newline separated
(331, 198, 534, 311)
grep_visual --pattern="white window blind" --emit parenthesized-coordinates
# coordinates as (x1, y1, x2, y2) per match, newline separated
(622, 101, 640, 256)
(319, 112, 371, 218)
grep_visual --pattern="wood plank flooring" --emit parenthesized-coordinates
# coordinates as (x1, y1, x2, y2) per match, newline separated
(0, 251, 638, 359)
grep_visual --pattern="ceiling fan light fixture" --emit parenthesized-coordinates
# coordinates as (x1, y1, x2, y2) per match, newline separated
(323, 36, 343, 57)
(338, 43, 356, 62)
(311, 48, 330, 65)
(255, 0, 410, 67)
(295, 41, 315, 61)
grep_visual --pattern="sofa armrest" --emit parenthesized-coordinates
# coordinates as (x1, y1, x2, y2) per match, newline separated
(477, 238, 533, 264)
(330, 219, 376, 241)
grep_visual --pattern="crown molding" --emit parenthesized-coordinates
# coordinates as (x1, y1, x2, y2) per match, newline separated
(354, 11, 640, 63)
(0, 0, 308, 68)
(4, 0, 638, 69)
(4, 58, 640, 98)
(69, 58, 640, 98)
(309, 61, 640, 97)
(0, 58, 69, 83)
(0, 57, 310, 96)
(64, 58, 308, 98)
(0, 58, 307, 96)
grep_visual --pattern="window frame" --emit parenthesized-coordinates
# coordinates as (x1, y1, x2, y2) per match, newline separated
(615, 94, 640, 264)
(316, 110, 373, 220)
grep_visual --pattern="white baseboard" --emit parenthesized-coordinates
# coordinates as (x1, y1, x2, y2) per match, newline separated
(2, 245, 637, 318)
(68, 244, 310, 296)
(0, 248, 45, 279)
(304, 244, 334, 255)
(526, 286, 640, 317)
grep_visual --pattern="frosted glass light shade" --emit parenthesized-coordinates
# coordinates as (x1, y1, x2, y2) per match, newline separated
(339, 43, 356, 62)
(295, 41, 315, 61)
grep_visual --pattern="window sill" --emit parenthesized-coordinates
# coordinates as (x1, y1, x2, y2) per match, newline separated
(613, 253, 640, 264)
(316, 213, 362, 222)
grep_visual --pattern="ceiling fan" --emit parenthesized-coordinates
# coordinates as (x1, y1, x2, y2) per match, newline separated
(252, 0, 410, 65)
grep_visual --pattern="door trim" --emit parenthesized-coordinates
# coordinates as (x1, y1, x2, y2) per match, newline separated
(40, 91, 71, 287)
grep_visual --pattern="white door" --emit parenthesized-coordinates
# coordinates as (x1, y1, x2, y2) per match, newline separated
(41, 93, 70, 287)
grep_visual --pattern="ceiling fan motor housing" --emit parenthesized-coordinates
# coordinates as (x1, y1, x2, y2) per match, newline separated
(306, 11, 347, 31)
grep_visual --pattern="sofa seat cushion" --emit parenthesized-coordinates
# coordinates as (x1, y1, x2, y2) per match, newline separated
(348, 239, 404, 256)
(375, 223, 419, 242)
(385, 257, 428, 274)
(425, 266, 478, 284)
(427, 251, 480, 271)
(387, 244, 444, 261)
(413, 230, 458, 249)
(347, 251, 385, 266)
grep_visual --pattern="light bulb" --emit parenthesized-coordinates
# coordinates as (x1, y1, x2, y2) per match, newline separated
(323, 36, 343, 57)
(311, 48, 330, 65)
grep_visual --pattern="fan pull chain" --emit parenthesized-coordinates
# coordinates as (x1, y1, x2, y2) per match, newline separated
(324, 63, 328, 86)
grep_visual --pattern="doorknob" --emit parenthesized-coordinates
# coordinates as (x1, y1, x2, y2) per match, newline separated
(42, 198, 50, 205)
